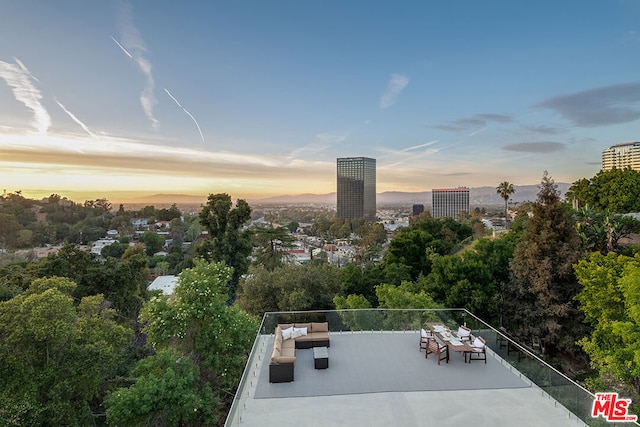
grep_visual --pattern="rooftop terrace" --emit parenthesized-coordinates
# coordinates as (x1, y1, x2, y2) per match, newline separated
(226, 309, 638, 427)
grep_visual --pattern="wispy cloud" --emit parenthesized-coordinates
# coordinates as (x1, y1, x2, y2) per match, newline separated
(55, 99, 95, 138)
(537, 82, 640, 127)
(164, 88, 205, 143)
(113, 1, 158, 129)
(502, 141, 565, 153)
(315, 132, 348, 145)
(0, 58, 51, 134)
(286, 131, 350, 159)
(379, 73, 409, 109)
(434, 113, 512, 132)
(523, 124, 566, 135)
(401, 140, 438, 152)
(475, 113, 512, 123)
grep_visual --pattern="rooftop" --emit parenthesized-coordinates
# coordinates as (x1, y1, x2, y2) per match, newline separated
(226, 309, 618, 427)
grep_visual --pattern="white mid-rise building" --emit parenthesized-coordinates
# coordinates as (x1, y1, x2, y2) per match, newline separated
(602, 141, 640, 171)
(432, 187, 469, 220)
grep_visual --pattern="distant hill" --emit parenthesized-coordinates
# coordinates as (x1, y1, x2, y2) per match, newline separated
(251, 183, 571, 206)
(115, 183, 571, 208)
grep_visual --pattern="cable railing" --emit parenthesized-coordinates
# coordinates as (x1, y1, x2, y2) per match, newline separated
(225, 308, 639, 427)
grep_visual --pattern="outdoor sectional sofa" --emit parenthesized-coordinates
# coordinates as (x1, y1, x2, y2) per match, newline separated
(269, 322, 330, 383)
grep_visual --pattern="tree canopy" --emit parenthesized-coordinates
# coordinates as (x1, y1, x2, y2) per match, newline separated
(566, 168, 640, 213)
(382, 216, 473, 280)
(111, 259, 258, 425)
(0, 277, 133, 425)
(196, 193, 252, 303)
(574, 252, 640, 406)
(504, 172, 585, 355)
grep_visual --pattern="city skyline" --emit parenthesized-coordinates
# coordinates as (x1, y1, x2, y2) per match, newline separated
(2, 1, 640, 202)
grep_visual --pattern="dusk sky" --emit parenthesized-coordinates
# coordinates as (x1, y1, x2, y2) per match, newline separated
(2, 1, 640, 202)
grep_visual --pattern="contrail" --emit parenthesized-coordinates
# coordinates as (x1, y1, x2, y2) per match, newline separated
(55, 98, 95, 138)
(402, 140, 437, 152)
(112, 2, 159, 129)
(164, 88, 205, 143)
(110, 35, 132, 58)
(14, 58, 40, 83)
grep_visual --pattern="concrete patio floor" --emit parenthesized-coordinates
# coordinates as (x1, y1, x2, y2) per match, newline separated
(227, 331, 587, 426)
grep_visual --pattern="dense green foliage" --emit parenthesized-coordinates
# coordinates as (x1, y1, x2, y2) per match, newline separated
(0, 277, 133, 425)
(566, 168, 640, 212)
(383, 216, 473, 280)
(504, 172, 585, 355)
(110, 259, 258, 425)
(238, 262, 342, 316)
(105, 350, 217, 427)
(196, 193, 252, 303)
(574, 252, 640, 411)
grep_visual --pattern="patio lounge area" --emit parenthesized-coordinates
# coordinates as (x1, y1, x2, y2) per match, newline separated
(225, 309, 610, 426)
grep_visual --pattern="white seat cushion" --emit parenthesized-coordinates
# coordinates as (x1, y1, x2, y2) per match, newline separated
(472, 337, 485, 349)
(457, 327, 471, 338)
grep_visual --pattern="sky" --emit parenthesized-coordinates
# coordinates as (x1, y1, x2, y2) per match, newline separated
(2, 1, 640, 203)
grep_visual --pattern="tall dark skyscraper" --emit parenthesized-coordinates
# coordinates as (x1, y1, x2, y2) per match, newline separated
(337, 157, 376, 220)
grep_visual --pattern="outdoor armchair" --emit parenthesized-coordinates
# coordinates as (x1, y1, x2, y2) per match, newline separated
(457, 325, 472, 342)
(425, 337, 449, 365)
(419, 328, 432, 351)
(466, 336, 486, 363)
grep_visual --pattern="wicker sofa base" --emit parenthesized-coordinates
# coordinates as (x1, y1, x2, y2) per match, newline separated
(269, 363, 294, 383)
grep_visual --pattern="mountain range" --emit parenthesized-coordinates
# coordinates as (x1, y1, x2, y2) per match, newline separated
(116, 183, 572, 208)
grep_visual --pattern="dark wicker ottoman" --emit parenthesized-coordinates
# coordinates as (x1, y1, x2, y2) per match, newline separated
(313, 346, 329, 369)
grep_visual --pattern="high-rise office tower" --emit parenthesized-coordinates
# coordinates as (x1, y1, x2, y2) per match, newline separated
(432, 187, 469, 220)
(602, 142, 640, 171)
(337, 157, 376, 220)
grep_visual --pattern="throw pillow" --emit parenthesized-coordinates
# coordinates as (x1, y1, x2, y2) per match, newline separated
(294, 327, 308, 336)
(282, 326, 294, 340)
(291, 329, 303, 339)
(473, 337, 485, 349)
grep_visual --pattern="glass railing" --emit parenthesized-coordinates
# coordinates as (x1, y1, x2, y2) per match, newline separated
(225, 308, 639, 427)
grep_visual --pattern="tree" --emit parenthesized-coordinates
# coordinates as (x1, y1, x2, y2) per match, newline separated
(357, 222, 387, 248)
(0, 213, 20, 249)
(0, 277, 133, 425)
(496, 181, 515, 229)
(139, 259, 258, 421)
(237, 265, 281, 316)
(197, 193, 252, 303)
(101, 241, 128, 259)
(375, 281, 443, 330)
(424, 253, 498, 322)
(251, 226, 294, 270)
(383, 216, 473, 280)
(142, 231, 165, 257)
(333, 294, 377, 331)
(237, 263, 342, 316)
(105, 350, 217, 427)
(574, 252, 640, 406)
(566, 168, 640, 212)
(504, 172, 585, 355)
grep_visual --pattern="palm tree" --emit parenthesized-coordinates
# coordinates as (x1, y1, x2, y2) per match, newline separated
(496, 181, 515, 229)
